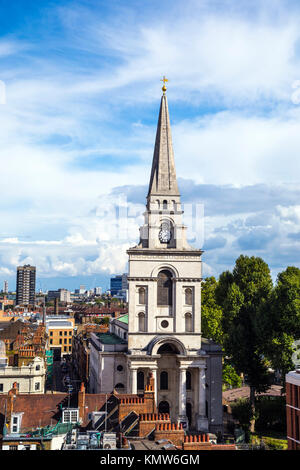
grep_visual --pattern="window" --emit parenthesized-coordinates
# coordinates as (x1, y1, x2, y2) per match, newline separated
(157, 270, 173, 306)
(138, 287, 146, 305)
(64, 331, 67, 335)
(117, 365, 123, 372)
(11, 415, 21, 433)
(185, 313, 193, 332)
(163, 200, 168, 210)
(9, 445, 18, 451)
(50, 339, 53, 345)
(64, 338, 67, 344)
(160, 371, 168, 390)
(185, 288, 193, 305)
(63, 409, 79, 424)
(59, 331, 62, 336)
(138, 312, 146, 332)
(64, 347, 67, 352)
(50, 331, 53, 336)
(69, 338, 72, 344)
(69, 331, 72, 335)
(36, 365, 40, 371)
(115, 383, 125, 389)
(59, 339, 62, 344)
(35, 382, 40, 391)
(0, 384, 3, 392)
(186, 371, 192, 390)
(137, 371, 144, 390)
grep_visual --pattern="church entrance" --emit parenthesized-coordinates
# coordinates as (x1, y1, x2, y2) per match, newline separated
(158, 400, 170, 414)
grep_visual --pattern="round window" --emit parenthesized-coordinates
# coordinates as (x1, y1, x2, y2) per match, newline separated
(117, 365, 123, 372)
(161, 320, 169, 328)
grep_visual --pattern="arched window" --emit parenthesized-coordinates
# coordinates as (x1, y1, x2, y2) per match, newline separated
(158, 401, 170, 414)
(163, 200, 168, 210)
(186, 371, 192, 390)
(138, 287, 146, 305)
(157, 270, 172, 306)
(137, 371, 144, 390)
(185, 312, 193, 332)
(138, 312, 146, 332)
(160, 371, 168, 390)
(115, 383, 125, 389)
(185, 288, 193, 305)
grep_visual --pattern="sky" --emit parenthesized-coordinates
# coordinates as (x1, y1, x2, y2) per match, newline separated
(0, 0, 300, 292)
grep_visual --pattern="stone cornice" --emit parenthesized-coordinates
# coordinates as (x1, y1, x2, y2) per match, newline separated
(127, 277, 203, 282)
(127, 248, 204, 256)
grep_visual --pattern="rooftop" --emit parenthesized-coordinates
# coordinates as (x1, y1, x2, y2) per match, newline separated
(116, 314, 128, 325)
(95, 333, 127, 345)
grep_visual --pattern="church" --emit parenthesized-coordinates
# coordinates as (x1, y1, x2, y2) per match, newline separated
(89, 81, 223, 435)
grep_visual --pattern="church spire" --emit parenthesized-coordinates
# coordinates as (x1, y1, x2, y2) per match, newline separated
(147, 83, 180, 199)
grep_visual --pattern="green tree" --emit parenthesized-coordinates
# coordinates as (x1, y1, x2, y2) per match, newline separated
(222, 360, 242, 390)
(201, 277, 223, 345)
(261, 266, 300, 387)
(216, 255, 273, 432)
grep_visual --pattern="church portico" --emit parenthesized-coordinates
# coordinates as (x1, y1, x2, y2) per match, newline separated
(127, 333, 209, 431)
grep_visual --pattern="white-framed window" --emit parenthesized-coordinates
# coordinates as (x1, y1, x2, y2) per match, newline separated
(11, 414, 22, 433)
(35, 382, 40, 391)
(62, 408, 79, 424)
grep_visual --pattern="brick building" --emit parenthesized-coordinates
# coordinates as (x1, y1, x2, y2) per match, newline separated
(286, 369, 300, 450)
(0, 374, 235, 451)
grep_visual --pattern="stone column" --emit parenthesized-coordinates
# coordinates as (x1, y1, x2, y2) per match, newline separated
(197, 365, 208, 431)
(178, 366, 188, 429)
(151, 368, 158, 406)
(131, 368, 138, 395)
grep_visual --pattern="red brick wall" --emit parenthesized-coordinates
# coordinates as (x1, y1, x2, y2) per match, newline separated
(154, 423, 185, 447)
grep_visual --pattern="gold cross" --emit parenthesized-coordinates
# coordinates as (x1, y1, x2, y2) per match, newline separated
(161, 76, 168, 93)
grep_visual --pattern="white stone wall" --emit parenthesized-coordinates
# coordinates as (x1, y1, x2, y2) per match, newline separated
(0, 357, 46, 394)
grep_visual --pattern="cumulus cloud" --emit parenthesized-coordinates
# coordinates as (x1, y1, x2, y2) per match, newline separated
(0, 0, 300, 288)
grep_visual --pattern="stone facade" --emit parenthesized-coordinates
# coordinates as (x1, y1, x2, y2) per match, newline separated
(88, 91, 223, 435)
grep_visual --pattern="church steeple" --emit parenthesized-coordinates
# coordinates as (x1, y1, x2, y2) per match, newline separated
(136, 81, 192, 250)
(147, 90, 180, 200)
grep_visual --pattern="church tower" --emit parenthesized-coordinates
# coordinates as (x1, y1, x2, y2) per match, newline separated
(126, 81, 222, 433)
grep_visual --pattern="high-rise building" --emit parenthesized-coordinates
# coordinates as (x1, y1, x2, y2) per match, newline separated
(3, 280, 8, 294)
(110, 275, 123, 296)
(94, 287, 102, 295)
(16, 265, 36, 306)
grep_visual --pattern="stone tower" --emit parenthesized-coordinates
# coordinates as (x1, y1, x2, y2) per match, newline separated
(125, 85, 223, 433)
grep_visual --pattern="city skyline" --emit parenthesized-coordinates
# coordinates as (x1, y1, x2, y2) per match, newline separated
(1, 0, 300, 290)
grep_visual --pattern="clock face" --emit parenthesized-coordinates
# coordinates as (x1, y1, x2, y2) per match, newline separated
(159, 225, 171, 243)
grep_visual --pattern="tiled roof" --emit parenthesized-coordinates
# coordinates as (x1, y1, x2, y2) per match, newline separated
(0, 392, 113, 434)
(223, 385, 283, 403)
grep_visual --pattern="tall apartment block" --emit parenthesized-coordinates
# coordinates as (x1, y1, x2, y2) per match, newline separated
(286, 369, 300, 450)
(3, 280, 8, 294)
(16, 264, 36, 306)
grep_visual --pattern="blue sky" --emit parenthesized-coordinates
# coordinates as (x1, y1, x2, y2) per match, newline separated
(0, 0, 300, 292)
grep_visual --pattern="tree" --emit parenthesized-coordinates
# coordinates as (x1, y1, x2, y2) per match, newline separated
(201, 277, 224, 345)
(222, 359, 242, 390)
(216, 255, 273, 432)
(261, 266, 300, 387)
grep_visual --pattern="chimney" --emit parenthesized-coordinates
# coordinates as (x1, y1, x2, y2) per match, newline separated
(78, 382, 85, 423)
(6, 383, 18, 423)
